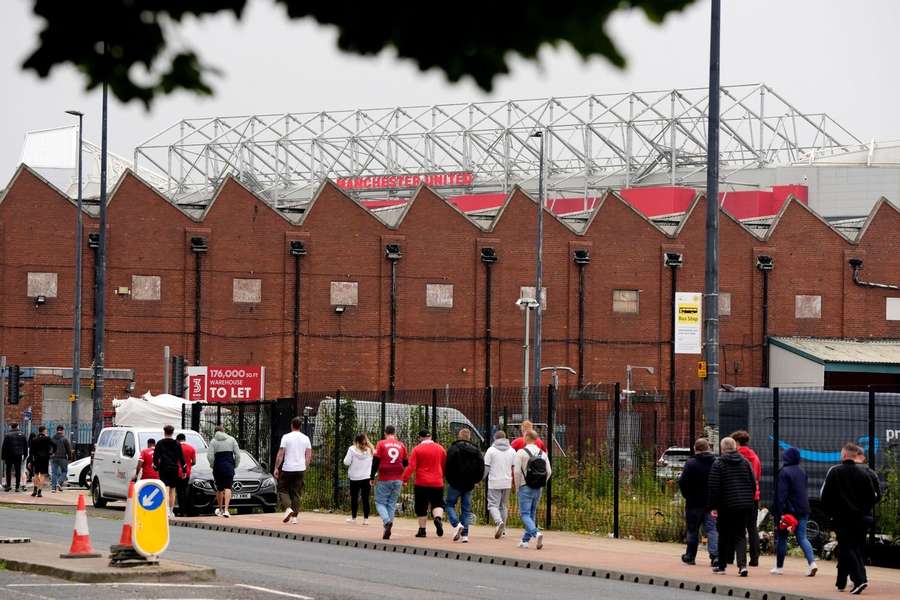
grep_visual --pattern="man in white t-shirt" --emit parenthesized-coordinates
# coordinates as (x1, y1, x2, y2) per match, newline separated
(274, 417, 312, 525)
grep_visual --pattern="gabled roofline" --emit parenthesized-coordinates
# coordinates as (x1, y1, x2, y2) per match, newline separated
(400, 185, 490, 232)
(671, 190, 704, 238)
(719, 201, 769, 241)
(856, 196, 900, 242)
(298, 179, 389, 229)
(109, 169, 200, 223)
(198, 174, 295, 225)
(589, 189, 671, 238)
(486, 186, 585, 236)
(0, 163, 87, 214)
(764, 195, 856, 244)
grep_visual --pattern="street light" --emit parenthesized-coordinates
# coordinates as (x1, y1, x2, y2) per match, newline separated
(530, 130, 545, 417)
(516, 296, 539, 419)
(623, 364, 655, 406)
(65, 109, 84, 449)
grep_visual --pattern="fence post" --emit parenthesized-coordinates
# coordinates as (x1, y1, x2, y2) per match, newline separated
(689, 390, 697, 453)
(238, 403, 246, 449)
(216, 404, 222, 427)
(868, 386, 876, 469)
(431, 389, 438, 443)
(333, 390, 341, 510)
(254, 401, 261, 459)
(380, 391, 387, 437)
(772, 387, 780, 510)
(180, 403, 186, 429)
(483, 386, 492, 451)
(191, 402, 201, 432)
(652, 409, 658, 457)
(613, 382, 621, 539)
(502, 406, 508, 436)
(545, 383, 555, 530)
(577, 406, 583, 465)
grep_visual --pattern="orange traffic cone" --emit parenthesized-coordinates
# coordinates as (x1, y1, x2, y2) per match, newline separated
(60, 494, 101, 558)
(117, 482, 135, 547)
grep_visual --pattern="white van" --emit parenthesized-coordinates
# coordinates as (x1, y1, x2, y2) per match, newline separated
(90, 427, 206, 507)
(311, 398, 483, 448)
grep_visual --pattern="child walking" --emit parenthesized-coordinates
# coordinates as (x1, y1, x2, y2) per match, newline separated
(343, 433, 374, 524)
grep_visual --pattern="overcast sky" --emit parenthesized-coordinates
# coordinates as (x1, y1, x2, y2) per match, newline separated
(3, 0, 899, 185)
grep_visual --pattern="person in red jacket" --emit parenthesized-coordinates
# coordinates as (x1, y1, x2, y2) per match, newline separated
(732, 430, 762, 567)
(402, 430, 447, 538)
(510, 420, 547, 452)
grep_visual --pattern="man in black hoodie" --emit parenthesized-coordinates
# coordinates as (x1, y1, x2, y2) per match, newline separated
(2, 423, 28, 492)
(821, 443, 880, 595)
(707, 437, 756, 576)
(678, 438, 718, 566)
(444, 428, 483, 543)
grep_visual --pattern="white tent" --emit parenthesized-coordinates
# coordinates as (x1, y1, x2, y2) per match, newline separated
(113, 391, 196, 428)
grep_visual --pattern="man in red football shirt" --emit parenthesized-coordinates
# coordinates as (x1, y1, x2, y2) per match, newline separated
(175, 433, 197, 516)
(403, 429, 447, 538)
(134, 438, 159, 481)
(370, 425, 407, 540)
(510, 420, 547, 452)
(732, 430, 762, 567)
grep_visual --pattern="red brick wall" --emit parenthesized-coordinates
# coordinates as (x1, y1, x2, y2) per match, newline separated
(1, 166, 898, 406)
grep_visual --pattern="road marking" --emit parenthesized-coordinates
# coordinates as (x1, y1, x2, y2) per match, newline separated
(8, 584, 223, 588)
(235, 584, 314, 599)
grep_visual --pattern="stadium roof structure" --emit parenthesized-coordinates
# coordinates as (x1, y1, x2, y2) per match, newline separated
(134, 83, 864, 209)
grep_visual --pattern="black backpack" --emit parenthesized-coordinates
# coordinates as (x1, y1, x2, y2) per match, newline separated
(523, 448, 548, 489)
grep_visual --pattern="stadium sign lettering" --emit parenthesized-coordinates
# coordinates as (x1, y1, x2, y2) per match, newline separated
(336, 172, 474, 191)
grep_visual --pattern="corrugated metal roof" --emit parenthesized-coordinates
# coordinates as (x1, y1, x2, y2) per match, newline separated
(770, 337, 900, 365)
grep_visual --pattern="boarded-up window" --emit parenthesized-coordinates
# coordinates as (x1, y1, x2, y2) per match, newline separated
(233, 278, 262, 304)
(887, 298, 900, 321)
(132, 275, 161, 301)
(795, 295, 821, 319)
(330, 281, 358, 306)
(719, 292, 732, 316)
(519, 286, 548, 310)
(426, 284, 453, 308)
(613, 289, 639, 314)
(27, 272, 58, 298)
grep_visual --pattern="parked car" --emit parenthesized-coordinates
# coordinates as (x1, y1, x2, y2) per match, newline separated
(656, 446, 692, 481)
(66, 456, 92, 489)
(90, 426, 207, 508)
(183, 450, 277, 516)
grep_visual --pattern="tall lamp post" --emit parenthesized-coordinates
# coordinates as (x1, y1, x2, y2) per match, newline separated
(65, 110, 84, 449)
(530, 130, 545, 417)
(92, 78, 109, 444)
(515, 297, 539, 420)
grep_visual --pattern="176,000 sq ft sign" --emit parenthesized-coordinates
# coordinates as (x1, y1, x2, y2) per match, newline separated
(186, 365, 266, 402)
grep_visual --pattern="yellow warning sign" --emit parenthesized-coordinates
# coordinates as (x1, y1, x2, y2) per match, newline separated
(132, 479, 170, 558)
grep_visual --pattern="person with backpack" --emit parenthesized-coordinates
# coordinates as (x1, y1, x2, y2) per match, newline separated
(445, 428, 483, 543)
(514, 429, 551, 549)
(2, 423, 28, 492)
(483, 430, 517, 539)
(678, 438, 718, 566)
(732, 430, 762, 567)
(343, 433, 374, 524)
(707, 437, 756, 576)
(402, 429, 447, 538)
(770, 447, 818, 577)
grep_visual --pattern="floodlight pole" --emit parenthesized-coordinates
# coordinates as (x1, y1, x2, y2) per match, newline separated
(703, 0, 722, 425)
(531, 131, 545, 418)
(66, 110, 84, 447)
(92, 76, 108, 444)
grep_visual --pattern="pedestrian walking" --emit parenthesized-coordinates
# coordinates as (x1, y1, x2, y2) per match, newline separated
(343, 433, 373, 524)
(274, 417, 312, 525)
(371, 425, 407, 539)
(206, 426, 240, 517)
(483, 430, 516, 539)
(402, 429, 447, 538)
(49, 425, 74, 493)
(176, 433, 197, 516)
(28, 426, 55, 498)
(445, 428, 483, 543)
(152, 425, 186, 518)
(821, 443, 880, 594)
(2, 423, 28, 492)
(770, 447, 818, 577)
(732, 430, 762, 567)
(708, 437, 756, 576)
(25, 432, 36, 484)
(678, 438, 718, 566)
(510, 420, 547, 452)
(134, 438, 159, 481)
(514, 429, 551, 549)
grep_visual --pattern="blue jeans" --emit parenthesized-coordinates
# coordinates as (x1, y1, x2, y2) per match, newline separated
(50, 458, 68, 490)
(685, 507, 718, 560)
(374, 480, 402, 525)
(776, 516, 816, 567)
(518, 486, 542, 542)
(445, 486, 473, 535)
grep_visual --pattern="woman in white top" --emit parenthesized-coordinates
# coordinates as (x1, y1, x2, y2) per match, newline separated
(343, 433, 374, 523)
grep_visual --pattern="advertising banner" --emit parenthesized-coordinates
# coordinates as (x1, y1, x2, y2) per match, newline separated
(674, 292, 703, 355)
(186, 366, 266, 402)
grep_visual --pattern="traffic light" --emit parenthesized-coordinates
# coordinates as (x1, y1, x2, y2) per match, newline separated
(8, 365, 22, 404)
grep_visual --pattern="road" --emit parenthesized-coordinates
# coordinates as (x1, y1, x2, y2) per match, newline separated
(0, 507, 709, 600)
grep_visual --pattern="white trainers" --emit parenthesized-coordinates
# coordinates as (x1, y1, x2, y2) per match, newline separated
(807, 562, 818, 577)
(494, 522, 504, 539)
(535, 532, 544, 550)
(517, 541, 529, 549)
(770, 567, 784, 575)
(501, 529, 508, 538)
(290, 516, 298, 525)
(453, 525, 463, 542)
(215, 508, 222, 517)
(362, 518, 369, 525)
(282, 508, 293, 523)
(222, 511, 230, 518)
(460, 536, 469, 543)
(346, 517, 356, 523)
